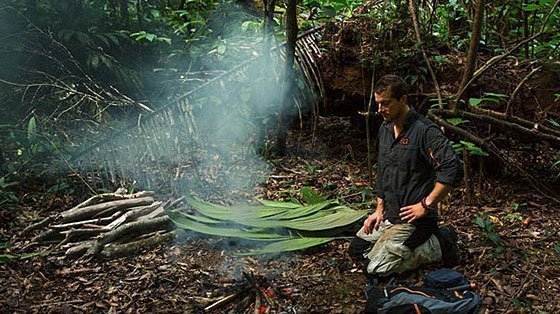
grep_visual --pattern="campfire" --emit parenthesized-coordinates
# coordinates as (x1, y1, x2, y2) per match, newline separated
(204, 272, 300, 313)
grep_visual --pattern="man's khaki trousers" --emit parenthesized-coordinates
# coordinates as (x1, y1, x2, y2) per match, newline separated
(356, 220, 442, 275)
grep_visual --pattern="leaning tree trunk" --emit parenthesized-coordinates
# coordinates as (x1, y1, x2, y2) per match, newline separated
(456, 0, 486, 104)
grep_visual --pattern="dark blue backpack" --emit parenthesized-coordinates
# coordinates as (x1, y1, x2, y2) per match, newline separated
(365, 269, 480, 314)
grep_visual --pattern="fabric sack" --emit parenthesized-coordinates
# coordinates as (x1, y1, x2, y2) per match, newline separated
(366, 285, 480, 314)
(365, 269, 479, 314)
(424, 268, 469, 289)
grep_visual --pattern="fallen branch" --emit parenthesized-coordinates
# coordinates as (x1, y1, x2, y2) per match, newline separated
(51, 211, 122, 229)
(22, 216, 54, 235)
(470, 106, 560, 138)
(431, 108, 560, 148)
(204, 289, 250, 312)
(64, 241, 95, 259)
(100, 229, 181, 259)
(428, 111, 560, 203)
(61, 190, 154, 215)
(60, 196, 154, 223)
(84, 216, 173, 258)
(24, 189, 178, 260)
(105, 202, 162, 229)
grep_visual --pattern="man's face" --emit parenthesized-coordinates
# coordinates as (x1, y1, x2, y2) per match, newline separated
(375, 89, 405, 122)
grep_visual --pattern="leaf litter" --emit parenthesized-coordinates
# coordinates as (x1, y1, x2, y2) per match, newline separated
(0, 116, 559, 312)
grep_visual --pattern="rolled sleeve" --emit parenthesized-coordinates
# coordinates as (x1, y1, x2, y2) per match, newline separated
(376, 125, 386, 199)
(376, 164, 385, 199)
(423, 126, 464, 187)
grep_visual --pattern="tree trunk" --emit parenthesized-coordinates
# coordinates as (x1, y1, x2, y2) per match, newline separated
(275, 0, 298, 156)
(457, 0, 485, 99)
(120, 0, 129, 26)
(263, 0, 276, 34)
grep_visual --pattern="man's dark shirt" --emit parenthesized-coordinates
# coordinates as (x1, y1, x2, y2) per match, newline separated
(376, 108, 463, 225)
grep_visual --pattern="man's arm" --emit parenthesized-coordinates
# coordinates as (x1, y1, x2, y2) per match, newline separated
(364, 197, 384, 234)
(425, 182, 453, 208)
(400, 126, 463, 223)
(399, 182, 452, 222)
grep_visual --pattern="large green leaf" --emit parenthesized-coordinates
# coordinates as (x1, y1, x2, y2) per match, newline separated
(171, 194, 367, 254)
(236, 237, 336, 255)
(300, 186, 326, 204)
(188, 197, 288, 219)
(181, 212, 222, 224)
(269, 201, 335, 220)
(186, 196, 365, 230)
(283, 209, 367, 231)
(166, 209, 288, 240)
(257, 199, 301, 209)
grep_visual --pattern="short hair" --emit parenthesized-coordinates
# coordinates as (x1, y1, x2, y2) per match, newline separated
(374, 75, 408, 100)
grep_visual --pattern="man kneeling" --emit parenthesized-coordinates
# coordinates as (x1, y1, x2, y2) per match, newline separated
(349, 75, 463, 278)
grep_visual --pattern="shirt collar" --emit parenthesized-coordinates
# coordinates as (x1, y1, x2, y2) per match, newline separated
(403, 107, 418, 130)
(383, 107, 418, 131)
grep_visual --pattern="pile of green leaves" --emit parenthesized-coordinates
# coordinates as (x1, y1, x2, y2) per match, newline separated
(165, 187, 367, 255)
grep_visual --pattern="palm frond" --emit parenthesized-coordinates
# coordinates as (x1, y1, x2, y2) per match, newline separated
(236, 237, 336, 255)
(166, 209, 288, 240)
(167, 193, 367, 255)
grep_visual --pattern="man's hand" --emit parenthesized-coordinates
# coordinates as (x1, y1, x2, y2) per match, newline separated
(399, 202, 427, 223)
(363, 209, 383, 234)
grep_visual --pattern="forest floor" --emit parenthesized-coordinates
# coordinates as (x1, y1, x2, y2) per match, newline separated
(1, 116, 560, 313)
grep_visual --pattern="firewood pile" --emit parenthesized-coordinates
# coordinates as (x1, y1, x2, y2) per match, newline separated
(22, 188, 182, 260)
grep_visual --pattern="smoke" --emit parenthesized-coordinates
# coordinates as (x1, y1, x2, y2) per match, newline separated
(76, 4, 302, 203)
(1, 2, 310, 262)
(112, 39, 286, 198)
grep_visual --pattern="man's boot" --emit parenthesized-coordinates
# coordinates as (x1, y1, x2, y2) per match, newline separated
(435, 226, 460, 267)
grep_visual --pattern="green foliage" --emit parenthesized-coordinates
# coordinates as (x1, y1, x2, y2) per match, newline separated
(0, 177, 19, 209)
(452, 140, 489, 157)
(554, 243, 560, 255)
(468, 92, 508, 107)
(446, 117, 469, 126)
(236, 237, 335, 255)
(301, 0, 363, 20)
(474, 213, 503, 253)
(512, 202, 526, 211)
(300, 186, 326, 204)
(548, 118, 560, 128)
(430, 0, 469, 48)
(503, 213, 522, 221)
(0, 243, 51, 264)
(167, 193, 365, 255)
(130, 31, 172, 44)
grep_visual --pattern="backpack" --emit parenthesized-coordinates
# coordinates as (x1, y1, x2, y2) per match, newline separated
(365, 269, 480, 314)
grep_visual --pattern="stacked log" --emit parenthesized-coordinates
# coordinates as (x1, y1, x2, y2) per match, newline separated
(23, 188, 182, 260)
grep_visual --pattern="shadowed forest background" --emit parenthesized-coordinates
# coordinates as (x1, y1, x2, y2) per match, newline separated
(1, 0, 559, 312)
